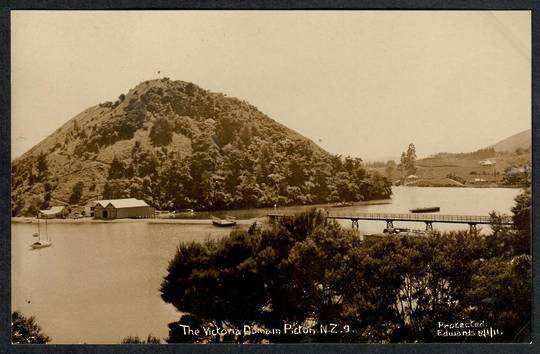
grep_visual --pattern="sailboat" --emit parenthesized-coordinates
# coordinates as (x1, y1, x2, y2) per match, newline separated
(30, 212, 52, 249)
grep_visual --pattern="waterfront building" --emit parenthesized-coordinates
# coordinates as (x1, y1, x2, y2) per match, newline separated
(93, 198, 154, 219)
(39, 206, 69, 219)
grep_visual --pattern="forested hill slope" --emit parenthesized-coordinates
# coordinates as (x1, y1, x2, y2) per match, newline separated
(11, 78, 391, 216)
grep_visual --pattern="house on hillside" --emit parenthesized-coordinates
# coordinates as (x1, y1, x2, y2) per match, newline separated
(39, 206, 69, 219)
(479, 159, 496, 166)
(93, 198, 154, 219)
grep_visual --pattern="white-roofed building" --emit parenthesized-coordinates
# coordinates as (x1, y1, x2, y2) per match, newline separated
(479, 159, 496, 166)
(39, 206, 69, 219)
(93, 198, 154, 219)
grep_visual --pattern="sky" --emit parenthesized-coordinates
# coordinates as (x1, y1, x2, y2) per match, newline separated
(11, 11, 531, 161)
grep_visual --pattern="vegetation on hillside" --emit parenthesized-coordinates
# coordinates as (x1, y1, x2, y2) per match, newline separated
(160, 188, 531, 343)
(11, 311, 51, 344)
(11, 78, 392, 215)
(100, 140, 391, 211)
(431, 147, 497, 160)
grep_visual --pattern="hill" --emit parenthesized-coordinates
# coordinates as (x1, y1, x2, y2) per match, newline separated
(366, 129, 531, 187)
(490, 129, 531, 153)
(11, 78, 392, 216)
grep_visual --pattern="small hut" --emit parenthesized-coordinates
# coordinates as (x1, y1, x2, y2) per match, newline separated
(39, 206, 69, 219)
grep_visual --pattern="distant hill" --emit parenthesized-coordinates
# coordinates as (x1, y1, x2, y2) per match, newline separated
(11, 78, 392, 216)
(366, 129, 531, 187)
(490, 129, 531, 153)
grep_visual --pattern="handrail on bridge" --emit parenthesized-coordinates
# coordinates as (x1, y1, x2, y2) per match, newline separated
(267, 212, 512, 225)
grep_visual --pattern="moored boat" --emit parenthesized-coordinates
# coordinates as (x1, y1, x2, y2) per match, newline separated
(332, 201, 354, 208)
(30, 240, 53, 249)
(212, 216, 236, 227)
(30, 212, 53, 249)
(409, 206, 440, 213)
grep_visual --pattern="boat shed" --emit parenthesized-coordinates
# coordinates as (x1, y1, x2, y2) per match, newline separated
(93, 198, 154, 219)
(39, 206, 68, 219)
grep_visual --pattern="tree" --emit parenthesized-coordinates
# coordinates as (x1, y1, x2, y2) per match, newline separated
(150, 117, 173, 146)
(399, 143, 417, 176)
(185, 82, 196, 96)
(215, 115, 241, 147)
(505, 187, 532, 256)
(465, 255, 531, 342)
(108, 156, 125, 179)
(160, 158, 193, 210)
(239, 124, 252, 146)
(512, 188, 531, 235)
(385, 160, 396, 178)
(12, 311, 51, 344)
(102, 181, 129, 199)
(41, 191, 52, 210)
(121, 334, 161, 344)
(69, 181, 84, 205)
(36, 152, 49, 182)
(161, 210, 347, 343)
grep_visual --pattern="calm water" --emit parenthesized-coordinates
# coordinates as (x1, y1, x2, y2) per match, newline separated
(11, 186, 521, 344)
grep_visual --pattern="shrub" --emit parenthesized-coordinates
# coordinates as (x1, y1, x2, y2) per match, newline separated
(69, 181, 84, 205)
(12, 311, 51, 344)
(150, 118, 173, 146)
(121, 334, 161, 344)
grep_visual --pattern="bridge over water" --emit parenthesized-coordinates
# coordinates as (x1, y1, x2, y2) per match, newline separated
(267, 212, 513, 233)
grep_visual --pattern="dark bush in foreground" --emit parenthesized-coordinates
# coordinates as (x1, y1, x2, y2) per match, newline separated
(161, 193, 531, 343)
(121, 334, 161, 344)
(11, 311, 51, 344)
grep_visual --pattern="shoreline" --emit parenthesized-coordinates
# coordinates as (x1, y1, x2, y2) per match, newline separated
(11, 199, 394, 223)
(11, 217, 261, 225)
(11, 186, 521, 224)
(397, 184, 522, 188)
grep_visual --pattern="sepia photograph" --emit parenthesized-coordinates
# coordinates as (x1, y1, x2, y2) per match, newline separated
(9, 9, 532, 346)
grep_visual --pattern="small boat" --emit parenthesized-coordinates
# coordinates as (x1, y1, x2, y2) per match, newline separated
(410, 206, 440, 213)
(30, 212, 53, 249)
(332, 201, 353, 208)
(212, 216, 236, 227)
(30, 240, 53, 249)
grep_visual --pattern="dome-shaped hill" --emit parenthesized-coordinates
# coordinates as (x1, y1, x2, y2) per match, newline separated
(11, 78, 392, 216)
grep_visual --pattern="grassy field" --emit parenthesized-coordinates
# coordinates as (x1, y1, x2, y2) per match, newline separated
(368, 152, 530, 187)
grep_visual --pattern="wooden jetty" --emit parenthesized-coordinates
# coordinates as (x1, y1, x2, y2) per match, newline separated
(267, 212, 513, 233)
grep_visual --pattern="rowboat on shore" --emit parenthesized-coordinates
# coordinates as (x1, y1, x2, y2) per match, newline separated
(409, 206, 440, 213)
(212, 216, 236, 227)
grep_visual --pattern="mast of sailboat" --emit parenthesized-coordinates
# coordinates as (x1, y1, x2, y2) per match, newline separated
(37, 211, 41, 241)
(45, 217, 49, 241)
